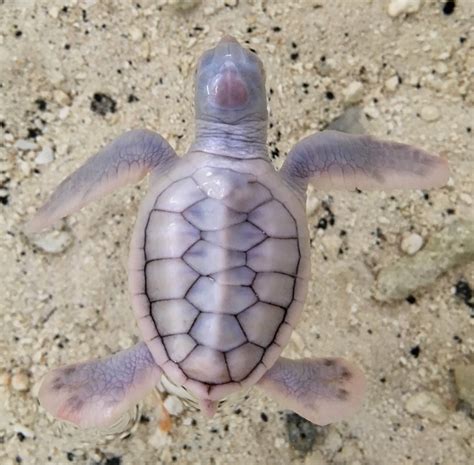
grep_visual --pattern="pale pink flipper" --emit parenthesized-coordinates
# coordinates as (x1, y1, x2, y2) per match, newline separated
(256, 357, 366, 426)
(281, 130, 449, 192)
(25, 129, 178, 233)
(38, 342, 162, 429)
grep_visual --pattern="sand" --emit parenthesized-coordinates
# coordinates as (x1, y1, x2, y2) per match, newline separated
(1, 1, 473, 464)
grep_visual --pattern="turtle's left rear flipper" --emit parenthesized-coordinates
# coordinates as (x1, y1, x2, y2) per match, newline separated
(25, 129, 178, 233)
(38, 342, 162, 429)
(256, 357, 365, 425)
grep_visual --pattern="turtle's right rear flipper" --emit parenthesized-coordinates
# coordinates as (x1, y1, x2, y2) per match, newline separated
(25, 129, 178, 233)
(38, 342, 162, 429)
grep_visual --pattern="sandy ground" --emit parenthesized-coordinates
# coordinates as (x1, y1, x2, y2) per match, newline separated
(1, 1, 473, 464)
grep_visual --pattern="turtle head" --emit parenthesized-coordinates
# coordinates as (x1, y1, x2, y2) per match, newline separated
(194, 36, 268, 125)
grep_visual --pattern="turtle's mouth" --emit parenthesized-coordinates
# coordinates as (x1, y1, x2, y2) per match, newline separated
(208, 63, 249, 110)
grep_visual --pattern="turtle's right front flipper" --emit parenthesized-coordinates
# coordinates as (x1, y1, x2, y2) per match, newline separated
(25, 129, 178, 233)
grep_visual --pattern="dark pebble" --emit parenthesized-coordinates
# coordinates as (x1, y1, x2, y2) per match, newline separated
(455, 280, 474, 311)
(410, 345, 421, 358)
(91, 93, 117, 115)
(104, 457, 121, 465)
(442, 0, 456, 15)
(285, 412, 317, 454)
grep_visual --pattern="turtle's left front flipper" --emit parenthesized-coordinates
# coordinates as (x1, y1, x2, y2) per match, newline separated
(38, 342, 162, 429)
(256, 357, 365, 426)
(25, 129, 178, 233)
(280, 130, 449, 193)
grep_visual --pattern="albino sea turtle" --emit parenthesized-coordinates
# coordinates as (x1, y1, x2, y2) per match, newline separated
(26, 36, 449, 429)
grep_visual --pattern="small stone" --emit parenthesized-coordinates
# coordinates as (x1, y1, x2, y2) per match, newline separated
(0, 371, 11, 386)
(453, 364, 474, 408)
(323, 427, 343, 455)
(306, 195, 320, 216)
(11, 371, 30, 392)
(343, 81, 364, 104)
(400, 233, 424, 255)
(148, 428, 171, 449)
(459, 193, 472, 205)
(388, 0, 421, 17)
(327, 106, 366, 135)
(305, 450, 328, 465)
(405, 391, 448, 422)
(48, 6, 59, 18)
(31, 230, 73, 254)
(169, 0, 201, 11)
(15, 139, 38, 151)
(420, 105, 440, 122)
(59, 107, 70, 120)
(385, 75, 399, 92)
(321, 234, 342, 259)
(34, 146, 54, 165)
(53, 90, 71, 106)
(163, 395, 184, 416)
(129, 26, 142, 42)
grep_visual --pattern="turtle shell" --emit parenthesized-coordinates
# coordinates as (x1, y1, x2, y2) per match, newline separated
(129, 154, 310, 401)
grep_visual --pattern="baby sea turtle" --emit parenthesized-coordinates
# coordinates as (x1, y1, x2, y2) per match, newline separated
(26, 36, 449, 429)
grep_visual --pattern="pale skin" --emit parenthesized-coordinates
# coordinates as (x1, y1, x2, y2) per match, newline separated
(27, 36, 449, 429)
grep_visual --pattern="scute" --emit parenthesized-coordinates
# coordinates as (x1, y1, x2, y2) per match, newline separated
(154, 177, 205, 212)
(190, 313, 246, 351)
(186, 277, 258, 314)
(146, 211, 199, 259)
(226, 343, 264, 382)
(183, 198, 246, 231)
(146, 259, 198, 301)
(183, 240, 246, 275)
(181, 346, 231, 384)
(249, 199, 297, 237)
(202, 222, 266, 252)
(151, 300, 198, 336)
(163, 334, 197, 363)
(238, 302, 285, 347)
(247, 238, 299, 274)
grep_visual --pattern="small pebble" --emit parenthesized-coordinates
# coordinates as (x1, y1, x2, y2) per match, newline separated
(405, 391, 448, 422)
(306, 195, 320, 216)
(305, 451, 328, 465)
(459, 193, 472, 205)
(53, 90, 71, 106)
(11, 371, 30, 392)
(327, 106, 366, 134)
(453, 364, 474, 408)
(323, 428, 343, 455)
(388, 0, 421, 17)
(400, 233, 424, 255)
(385, 75, 399, 92)
(420, 105, 440, 122)
(15, 139, 38, 151)
(34, 146, 54, 165)
(343, 81, 364, 104)
(0, 371, 11, 386)
(31, 230, 73, 254)
(129, 26, 142, 42)
(169, 0, 201, 11)
(163, 395, 184, 416)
